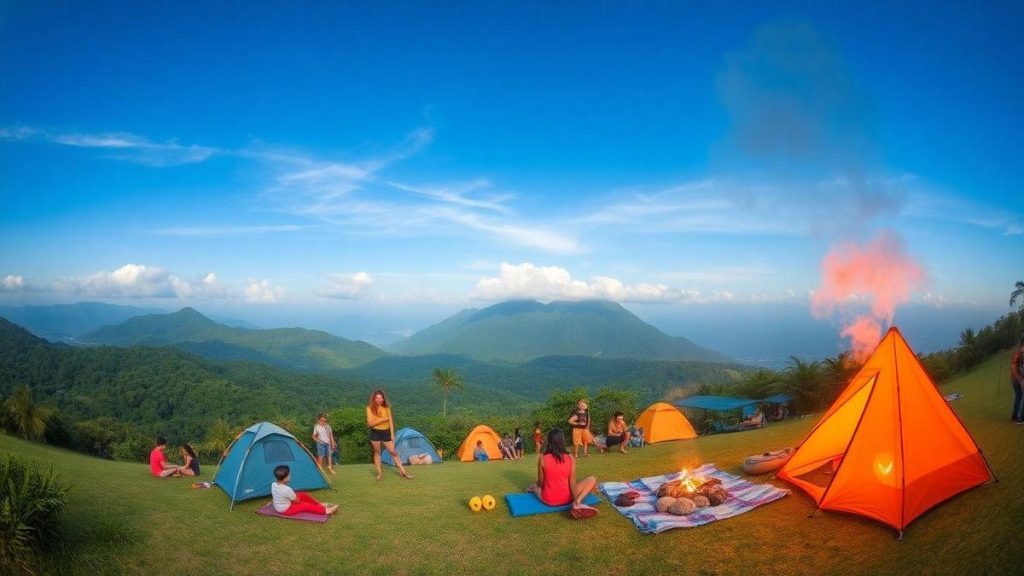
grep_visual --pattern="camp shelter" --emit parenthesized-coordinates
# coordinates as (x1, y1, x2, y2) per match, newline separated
(777, 327, 993, 536)
(381, 427, 442, 466)
(455, 424, 503, 461)
(214, 421, 330, 509)
(635, 402, 697, 443)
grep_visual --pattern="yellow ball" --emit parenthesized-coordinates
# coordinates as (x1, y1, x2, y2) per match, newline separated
(481, 494, 496, 511)
(468, 496, 483, 512)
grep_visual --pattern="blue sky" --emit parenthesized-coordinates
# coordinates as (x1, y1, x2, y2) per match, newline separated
(1, 1, 1021, 345)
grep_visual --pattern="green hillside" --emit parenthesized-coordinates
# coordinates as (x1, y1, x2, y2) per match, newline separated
(82, 307, 387, 371)
(390, 300, 730, 363)
(0, 319, 537, 443)
(1, 352, 1020, 575)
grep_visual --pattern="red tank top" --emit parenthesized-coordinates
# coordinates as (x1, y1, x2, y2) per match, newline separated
(540, 453, 573, 506)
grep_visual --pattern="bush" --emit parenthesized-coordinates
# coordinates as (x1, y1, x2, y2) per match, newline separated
(0, 456, 69, 574)
(112, 434, 152, 463)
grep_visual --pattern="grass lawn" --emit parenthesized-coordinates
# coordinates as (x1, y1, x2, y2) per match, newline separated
(3, 353, 1024, 575)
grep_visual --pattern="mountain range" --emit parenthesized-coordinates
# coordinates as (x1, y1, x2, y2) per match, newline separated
(80, 307, 387, 371)
(389, 300, 730, 363)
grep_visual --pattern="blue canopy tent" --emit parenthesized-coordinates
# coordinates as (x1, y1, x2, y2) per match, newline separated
(380, 427, 442, 466)
(214, 421, 331, 510)
(675, 395, 793, 433)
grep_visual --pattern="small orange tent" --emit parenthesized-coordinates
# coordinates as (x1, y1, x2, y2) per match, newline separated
(455, 424, 503, 462)
(635, 402, 697, 443)
(777, 327, 993, 536)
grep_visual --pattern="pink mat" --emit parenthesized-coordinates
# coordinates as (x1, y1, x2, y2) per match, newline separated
(255, 502, 330, 523)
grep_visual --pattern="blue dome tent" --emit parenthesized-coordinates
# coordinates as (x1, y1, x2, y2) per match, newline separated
(380, 427, 442, 466)
(214, 421, 331, 509)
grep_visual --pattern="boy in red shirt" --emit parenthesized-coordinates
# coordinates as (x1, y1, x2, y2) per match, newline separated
(149, 436, 184, 478)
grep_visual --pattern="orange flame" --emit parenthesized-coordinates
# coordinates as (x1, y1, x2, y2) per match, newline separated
(811, 230, 926, 359)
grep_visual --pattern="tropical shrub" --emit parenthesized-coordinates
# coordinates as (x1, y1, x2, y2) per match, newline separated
(0, 456, 69, 574)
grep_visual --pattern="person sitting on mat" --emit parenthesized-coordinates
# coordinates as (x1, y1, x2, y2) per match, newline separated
(499, 433, 518, 460)
(179, 443, 200, 477)
(271, 465, 337, 516)
(149, 436, 185, 478)
(526, 428, 598, 519)
(473, 440, 489, 462)
(605, 412, 632, 454)
(740, 408, 764, 429)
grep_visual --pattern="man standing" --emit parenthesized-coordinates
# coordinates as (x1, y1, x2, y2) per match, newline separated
(312, 413, 336, 474)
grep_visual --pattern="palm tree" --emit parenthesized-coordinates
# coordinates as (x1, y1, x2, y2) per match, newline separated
(432, 368, 464, 417)
(4, 385, 52, 441)
(778, 356, 824, 413)
(1010, 281, 1024, 311)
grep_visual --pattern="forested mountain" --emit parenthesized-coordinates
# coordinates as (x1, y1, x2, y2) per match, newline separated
(0, 301, 164, 342)
(0, 319, 530, 441)
(389, 300, 730, 363)
(82, 307, 388, 370)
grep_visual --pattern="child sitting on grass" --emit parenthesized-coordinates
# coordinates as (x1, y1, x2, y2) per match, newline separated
(271, 465, 338, 516)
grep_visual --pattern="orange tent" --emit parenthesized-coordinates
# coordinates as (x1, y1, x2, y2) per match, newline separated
(635, 402, 697, 443)
(455, 424, 503, 462)
(777, 327, 993, 536)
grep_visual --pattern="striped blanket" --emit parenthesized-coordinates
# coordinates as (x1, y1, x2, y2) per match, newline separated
(598, 463, 789, 534)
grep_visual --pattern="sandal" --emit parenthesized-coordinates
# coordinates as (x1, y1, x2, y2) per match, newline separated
(570, 504, 599, 519)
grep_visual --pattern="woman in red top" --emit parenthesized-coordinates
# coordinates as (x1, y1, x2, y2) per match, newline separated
(527, 428, 598, 519)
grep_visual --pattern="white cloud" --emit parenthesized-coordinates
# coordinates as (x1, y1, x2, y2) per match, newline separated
(472, 262, 703, 303)
(55, 264, 233, 299)
(1, 127, 217, 166)
(317, 272, 373, 300)
(244, 279, 285, 304)
(0, 275, 36, 293)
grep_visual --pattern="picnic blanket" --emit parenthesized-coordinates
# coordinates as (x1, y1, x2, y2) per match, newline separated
(598, 463, 788, 534)
(256, 502, 330, 523)
(505, 492, 601, 517)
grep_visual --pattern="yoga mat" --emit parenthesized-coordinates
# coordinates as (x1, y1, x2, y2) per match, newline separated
(504, 492, 601, 517)
(255, 502, 330, 523)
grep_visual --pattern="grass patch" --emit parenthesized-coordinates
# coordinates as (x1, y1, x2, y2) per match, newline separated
(2, 353, 1023, 575)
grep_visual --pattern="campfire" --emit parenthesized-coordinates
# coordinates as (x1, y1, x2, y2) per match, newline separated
(655, 468, 731, 515)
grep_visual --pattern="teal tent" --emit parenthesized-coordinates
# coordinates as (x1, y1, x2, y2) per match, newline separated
(380, 427, 442, 466)
(214, 422, 330, 509)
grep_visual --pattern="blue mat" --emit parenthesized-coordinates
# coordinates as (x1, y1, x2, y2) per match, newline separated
(505, 492, 601, 517)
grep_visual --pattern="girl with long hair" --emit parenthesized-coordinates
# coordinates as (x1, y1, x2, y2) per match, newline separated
(366, 389, 412, 480)
(179, 443, 200, 477)
(526, 428, 598, 519)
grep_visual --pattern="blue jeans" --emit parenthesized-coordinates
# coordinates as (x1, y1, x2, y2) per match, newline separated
(1013, 379, 1023, 422)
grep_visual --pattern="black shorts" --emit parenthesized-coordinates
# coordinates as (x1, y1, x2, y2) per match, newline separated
(369, 428, 392, 442)
(606, 435, 624, 447)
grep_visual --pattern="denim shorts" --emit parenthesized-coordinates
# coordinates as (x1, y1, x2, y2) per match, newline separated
(316, 442, 331, 457)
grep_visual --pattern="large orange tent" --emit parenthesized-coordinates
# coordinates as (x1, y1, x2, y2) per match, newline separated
(635, 402, 698, 443)
(455, 424, 503, 462)
(777, 327, 993, 536)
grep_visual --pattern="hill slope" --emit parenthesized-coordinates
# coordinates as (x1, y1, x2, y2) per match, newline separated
(0, 353, 1017, 575)
(390, 300, 730, 363)
(82, 307, 387, 370)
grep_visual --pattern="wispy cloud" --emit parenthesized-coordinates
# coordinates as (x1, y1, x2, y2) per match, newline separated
(0, 274, 43, 293)
(1, 127, 218, 166)
(903, 190, 1022, 236)
(149, 225, 304, 237)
